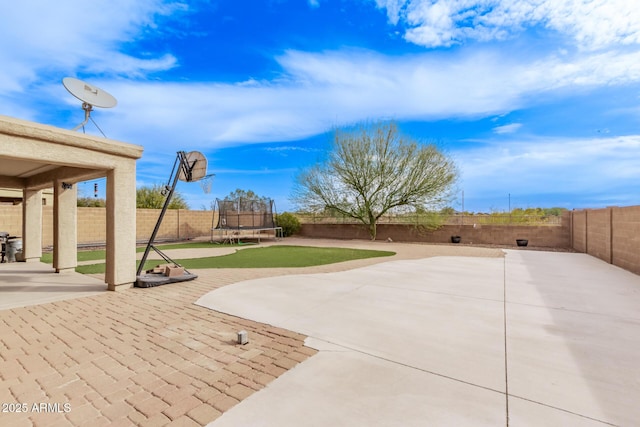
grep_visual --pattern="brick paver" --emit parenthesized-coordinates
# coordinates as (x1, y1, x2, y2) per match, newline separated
(0, 238, 502, 426)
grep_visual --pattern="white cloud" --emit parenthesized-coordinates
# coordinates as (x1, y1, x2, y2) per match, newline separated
(308, 0, 320, 8)
(374, 0, 640, 50)
(51, 45, 640, 150)
(455, 135, 640, 201)
(493, 123, 522, 134)
(264, 146, 320, 153)
(208, 167, 298, 176)
(3, 0, 640, 153)
(0, 0, 183, 93)
(374, 0, 406, 25)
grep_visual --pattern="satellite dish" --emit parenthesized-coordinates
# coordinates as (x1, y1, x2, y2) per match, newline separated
(63, 77, 117, 108)
(179, 151, 208, 182)
(62, 77, 117, 132)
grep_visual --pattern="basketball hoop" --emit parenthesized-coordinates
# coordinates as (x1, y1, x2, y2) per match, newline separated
(136, 151, 212, 285)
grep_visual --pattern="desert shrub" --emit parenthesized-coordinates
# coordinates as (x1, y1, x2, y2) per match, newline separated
(277, 212, 301, 237)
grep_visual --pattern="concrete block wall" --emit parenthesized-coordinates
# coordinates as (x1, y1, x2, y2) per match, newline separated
(0, 205, 22, 236)
(611, 207, 640, 275)
(412, 218, 571, 248)
(0, 205, 571, 249)
(179, 210, 217, 240)
(42, 207, 53, 248)
(584, 209, 612, 264)
(572, 210, 587, 253)
(0, 205, 215, 247)
(0, 205, 54, 246)
(299, 221, 571, 248)
(136, 209, 216, 242)
(571, 206, 640, 276)
(136, 209, 179, 242)
(76, 207, 107, 244)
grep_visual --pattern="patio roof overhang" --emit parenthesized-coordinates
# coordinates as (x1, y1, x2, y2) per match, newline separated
(0, 115, 144, 290)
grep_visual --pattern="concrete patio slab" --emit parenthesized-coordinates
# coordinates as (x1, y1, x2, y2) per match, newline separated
(0, 262, 105, 310)
(505, 250, 640, 319)
(507, 397, 611, 427)
(197, 250, 640, 427)
(210, 349, 506, 427)
(197, 257, 508, 391)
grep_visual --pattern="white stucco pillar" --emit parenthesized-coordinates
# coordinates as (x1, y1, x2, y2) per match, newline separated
(105, 161, 137, 291)
(53, 180, 77, 273)
(22, 189, 43, 262)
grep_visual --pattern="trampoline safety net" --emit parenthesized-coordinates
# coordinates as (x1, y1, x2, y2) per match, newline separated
(214, 198, 276, 229)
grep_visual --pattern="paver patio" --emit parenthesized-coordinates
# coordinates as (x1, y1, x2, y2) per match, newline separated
(0, 267, 318, 426)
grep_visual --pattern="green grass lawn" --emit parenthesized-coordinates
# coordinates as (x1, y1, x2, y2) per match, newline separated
(40, 249, 105, 263)
(74, 245, 395, 274)
(39, 241, 248, 263)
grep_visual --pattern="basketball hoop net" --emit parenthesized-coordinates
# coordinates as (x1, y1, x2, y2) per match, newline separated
(199, 175, 214, 194)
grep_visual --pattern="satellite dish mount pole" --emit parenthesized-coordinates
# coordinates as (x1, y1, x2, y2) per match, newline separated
(72, 102, 94, 131)
(136, 151, 192, 276)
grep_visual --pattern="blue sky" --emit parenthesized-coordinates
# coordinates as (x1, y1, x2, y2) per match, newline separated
(2, 0, 640, 213)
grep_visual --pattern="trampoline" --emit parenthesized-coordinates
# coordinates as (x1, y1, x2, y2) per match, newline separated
(212, 198, 283, 243)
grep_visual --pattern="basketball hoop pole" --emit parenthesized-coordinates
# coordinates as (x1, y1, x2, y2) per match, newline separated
(136, 151, 191, 276)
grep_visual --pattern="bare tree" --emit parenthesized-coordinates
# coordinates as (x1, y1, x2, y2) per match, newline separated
(292, 122, 458, 240)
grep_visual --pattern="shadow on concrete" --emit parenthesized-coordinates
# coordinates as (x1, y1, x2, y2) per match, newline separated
(505, 250, 640, 426)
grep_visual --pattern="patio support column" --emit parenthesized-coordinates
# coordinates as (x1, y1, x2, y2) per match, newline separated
(22, 189, 43, 262)
(53, 180, 77, 273)
(105, 161, 137, 291)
